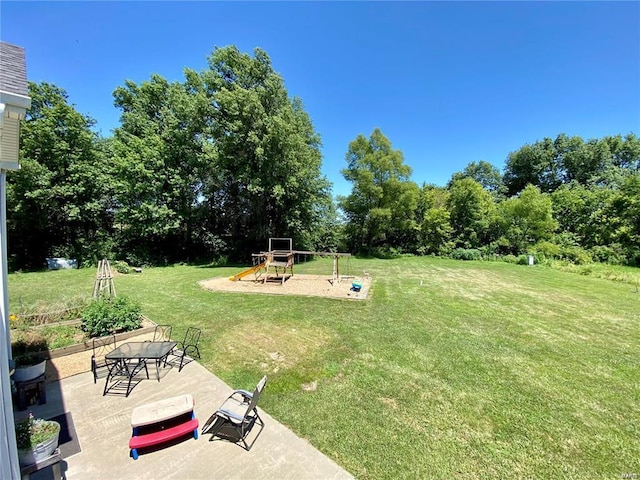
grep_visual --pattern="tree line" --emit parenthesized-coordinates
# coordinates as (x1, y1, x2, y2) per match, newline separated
(340, 129, 639, 265)
(9, 46, 336, 269)
(7, 46, 639, 269)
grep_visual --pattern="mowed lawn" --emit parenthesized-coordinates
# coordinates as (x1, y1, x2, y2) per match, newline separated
(9, 257, 639, 479)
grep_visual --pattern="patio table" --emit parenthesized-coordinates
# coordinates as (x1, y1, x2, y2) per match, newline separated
(104, 341, 176, 396)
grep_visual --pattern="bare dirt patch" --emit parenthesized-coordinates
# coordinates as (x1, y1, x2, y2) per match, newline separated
(216, 323, 333, 374)
(199, 273, 372, 300)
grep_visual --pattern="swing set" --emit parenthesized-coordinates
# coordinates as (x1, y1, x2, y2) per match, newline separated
(229, 238, 352, 285)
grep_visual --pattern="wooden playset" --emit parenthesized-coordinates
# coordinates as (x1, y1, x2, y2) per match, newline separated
(229, 238, 352, 284)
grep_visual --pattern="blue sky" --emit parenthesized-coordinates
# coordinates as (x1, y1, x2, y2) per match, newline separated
(2, 1, 639, 197)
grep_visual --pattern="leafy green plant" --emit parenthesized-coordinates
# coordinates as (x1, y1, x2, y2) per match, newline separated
(13, 351, 47, 367)
(561, 245, 593, 265)
(113, 260, 132, 274)
(589, 244, 626, 265)
(15, 414, 60, 449)
(450, 248, 483, 261)
(531, 240, 562, 260)
(11, 332, 48, 358)
(81, 296, 142, 337)
(502, 254, 518, 264)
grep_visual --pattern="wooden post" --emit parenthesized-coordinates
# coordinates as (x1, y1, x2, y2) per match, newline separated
(93, 259, 116, 299)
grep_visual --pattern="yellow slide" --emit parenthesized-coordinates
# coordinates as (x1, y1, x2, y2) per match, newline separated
(229, 261, 266, 281)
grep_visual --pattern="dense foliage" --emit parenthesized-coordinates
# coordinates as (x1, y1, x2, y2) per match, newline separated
(6, 45, 639, 268)
(9, 46, 332, 268)
(339, 128, 419, 254)
(81, 296, 142, 337)
(8, 83, 113, 269)
(340, 130, 639, 265)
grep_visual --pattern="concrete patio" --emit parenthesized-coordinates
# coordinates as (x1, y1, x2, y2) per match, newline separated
(13, 355, 353, 479)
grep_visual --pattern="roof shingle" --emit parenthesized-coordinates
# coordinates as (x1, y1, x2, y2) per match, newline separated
(0, 41, 28, 97)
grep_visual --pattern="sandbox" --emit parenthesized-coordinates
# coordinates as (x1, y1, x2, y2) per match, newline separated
(198, 274, 371, 300)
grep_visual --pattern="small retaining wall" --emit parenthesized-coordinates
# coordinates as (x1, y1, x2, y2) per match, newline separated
(46, 316, 156, 359)
(42, 316, 158, 383)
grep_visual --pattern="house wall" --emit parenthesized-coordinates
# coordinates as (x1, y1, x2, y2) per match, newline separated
(0, 115, 21, 169)
(1, 40, 31, 479)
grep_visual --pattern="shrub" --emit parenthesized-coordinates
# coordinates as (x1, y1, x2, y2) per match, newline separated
(479, 244, 500, 260)
(502, 254, 517, 264)
(81, 296, 142, 337)
(532, 241, 562, 260)
(516, 255, 530, 265)
(532, 252, 547, 265)
(561, 246, 593, 265)
(370, 247, 402, 259)
(450, 248, 483, 261)
(590, 245, 626, 265)
(113, 260, 132, 274)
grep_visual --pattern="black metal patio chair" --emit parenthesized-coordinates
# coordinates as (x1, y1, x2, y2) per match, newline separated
(91, 334, 117, 383)
(202, 375, 267, 451)
(151, 324, 172, 342)
(169, 327, 201, 372)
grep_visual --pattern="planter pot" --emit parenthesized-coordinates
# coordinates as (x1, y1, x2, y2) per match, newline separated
(17, 422, 60, 466)
(13, 360, 47, 383)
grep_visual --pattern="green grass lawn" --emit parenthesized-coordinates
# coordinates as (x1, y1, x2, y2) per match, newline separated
(8, 257, 640, 479)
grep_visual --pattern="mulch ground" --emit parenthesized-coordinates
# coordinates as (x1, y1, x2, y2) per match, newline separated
(198, 273, 371, 300)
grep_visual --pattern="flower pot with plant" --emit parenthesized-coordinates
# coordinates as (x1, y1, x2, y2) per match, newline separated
(15, 413, 60, 466)
(12, 353, 47, 383)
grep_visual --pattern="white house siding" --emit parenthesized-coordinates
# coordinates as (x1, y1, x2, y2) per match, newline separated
(0, 116, 20, 168)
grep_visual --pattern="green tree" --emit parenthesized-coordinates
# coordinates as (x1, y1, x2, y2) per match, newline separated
(194, 46, 332, 256)
(551, 182, 615, 249)
(339, 128, 419, 253)
(8, 82, 112, 269)
(503, 135, 579, 196)
(499, 184, 557, 254)
(449, 160, 504, 196)
(593, 133, 640, 188)
(562, 138, 611, 185)
(503, 133, 640, 196)
(609, 174, 640, 264)
(111, 74, 210, 263)
(603, 133, 640, 171)
(447, 178, 497, 249)
(417, 185, 453, 255)
(503, 137, 559, 196)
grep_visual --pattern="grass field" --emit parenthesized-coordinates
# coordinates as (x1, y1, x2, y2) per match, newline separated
(8, 257, 640, 479)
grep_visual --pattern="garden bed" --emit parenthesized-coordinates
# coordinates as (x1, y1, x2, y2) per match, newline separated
(11, 317, 157, 383)
(46, 316, 156, 358)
